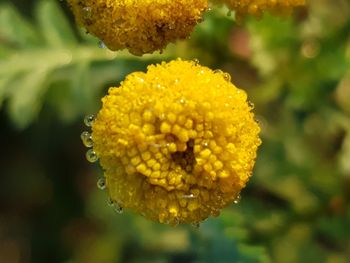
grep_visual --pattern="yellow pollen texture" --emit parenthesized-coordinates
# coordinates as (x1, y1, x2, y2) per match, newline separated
(91, 59, 261, 225)
(213, 0, 305, 19)
(67, 0, 208, 55)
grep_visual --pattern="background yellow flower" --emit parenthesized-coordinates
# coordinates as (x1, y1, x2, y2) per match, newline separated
(67, 0, 208, 55)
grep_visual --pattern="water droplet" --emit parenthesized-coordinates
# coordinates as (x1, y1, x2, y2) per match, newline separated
(248, 101, 255, 110)
(98, 40, 106, 49)
(193, 58, 199, 65)
(234, 194, 241, 204)
(179, 98, 186, 104)
(214, 69, 223, 74)
(84, 114, 95, 127)
(81, 131, 93, 147)
(97, 178, 106, 190)
(86, 149, 98, 163)
(202, 141, 209, 147)
(191, 222, 200, 229)
(223, 73, 231, 82)
(107, 198, 123, 213)
(182, 193, 197, 199)
(82, 6, 92, 20)
(107, 198, 114, 206)
(114, 203, 123, 214)
(136, 76, 145, 83)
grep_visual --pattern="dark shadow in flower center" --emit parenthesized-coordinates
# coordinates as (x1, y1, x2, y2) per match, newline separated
(171, 139, 196, 173)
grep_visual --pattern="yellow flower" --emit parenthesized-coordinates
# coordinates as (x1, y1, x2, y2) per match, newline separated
(89, 59, 261, 225)
(213, 0, 305, 19)
(67, 0, 208, 55)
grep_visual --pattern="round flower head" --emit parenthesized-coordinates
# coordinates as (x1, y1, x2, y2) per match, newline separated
(212, 0, 305, 19)
(67, 0, 208, 55)
(89, 59, 261, 225)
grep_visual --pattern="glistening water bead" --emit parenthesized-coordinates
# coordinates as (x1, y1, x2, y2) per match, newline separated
(107, 198, 123, 214)
(114, 204, 123, 214)
(98, 40, 106, 49)
(81, 131, 93, 148)
(97, 178, 106, 190)
(86, 149, 98, 163)
(234, 194, 241, 204)
(84, 114, 95, 127)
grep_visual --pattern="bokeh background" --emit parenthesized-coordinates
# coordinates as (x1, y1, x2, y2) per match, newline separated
(1, 0, 350, 262)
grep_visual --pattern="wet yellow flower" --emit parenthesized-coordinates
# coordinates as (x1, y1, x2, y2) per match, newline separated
(67, 0, 208, 55)
(213, 0, 305, 19)
(88, 59, 261, 225)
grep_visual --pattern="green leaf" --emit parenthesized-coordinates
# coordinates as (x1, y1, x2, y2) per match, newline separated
(0, 4, 40, 48)
(36, 0, 77, 47)
(7, 69, 50, 128)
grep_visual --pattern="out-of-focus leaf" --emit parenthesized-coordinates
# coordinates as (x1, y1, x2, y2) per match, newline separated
(0, 4, 40, 48)
(36, 0, 77, 47)
(7, 69, 50, 128)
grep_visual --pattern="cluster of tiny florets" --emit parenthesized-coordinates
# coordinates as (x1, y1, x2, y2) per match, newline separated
(67, 0, 208, 55)
(90, 60, 261, 225)
(212, 0, 305, 19)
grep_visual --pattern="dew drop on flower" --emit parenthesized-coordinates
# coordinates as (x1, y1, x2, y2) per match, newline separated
(223, 72, 231, 82)
(86, 149, 98, 163)
(193, 58, 200, 65)
(97, 178, 106, 190)
(107, 198, 123, 214)
(82, 6, 92, 20)
(81, 131, 93, 147)
(84, 114, 95, 127)
(107, 198, 114, 206)
(114, 203, 123, 214)
(213, 69, 223, 74)
(182, 193, 197, 199)
(98, 40, 106, 49)
(234, 194, 241, 204)
(248, 101, 255, 110)
(202, 141, 209, 147)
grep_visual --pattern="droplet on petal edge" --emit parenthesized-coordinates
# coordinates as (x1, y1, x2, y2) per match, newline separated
(84, 114, 95, 127)
(98, 40, 106, 49)
(86, 149, 98, 163)
(81, 131, 93, 147)
(223, 73, 231, 82)
(114, 203, 123, 214)
(82, 6, 92, 20)
(248, 101, 255, 110)
(107, 198, 123, 214)
(97, 178, 106, 190)
(107, 198, 114, 206)
(234, 194, 241, 204)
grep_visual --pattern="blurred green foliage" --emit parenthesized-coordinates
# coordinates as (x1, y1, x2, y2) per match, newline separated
(1, 0, 350, 262)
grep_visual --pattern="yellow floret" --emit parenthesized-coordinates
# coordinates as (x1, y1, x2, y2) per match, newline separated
(212, 0, 305, 19)
(91, 59, 261, 225)
(67, 0, 208, 55)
